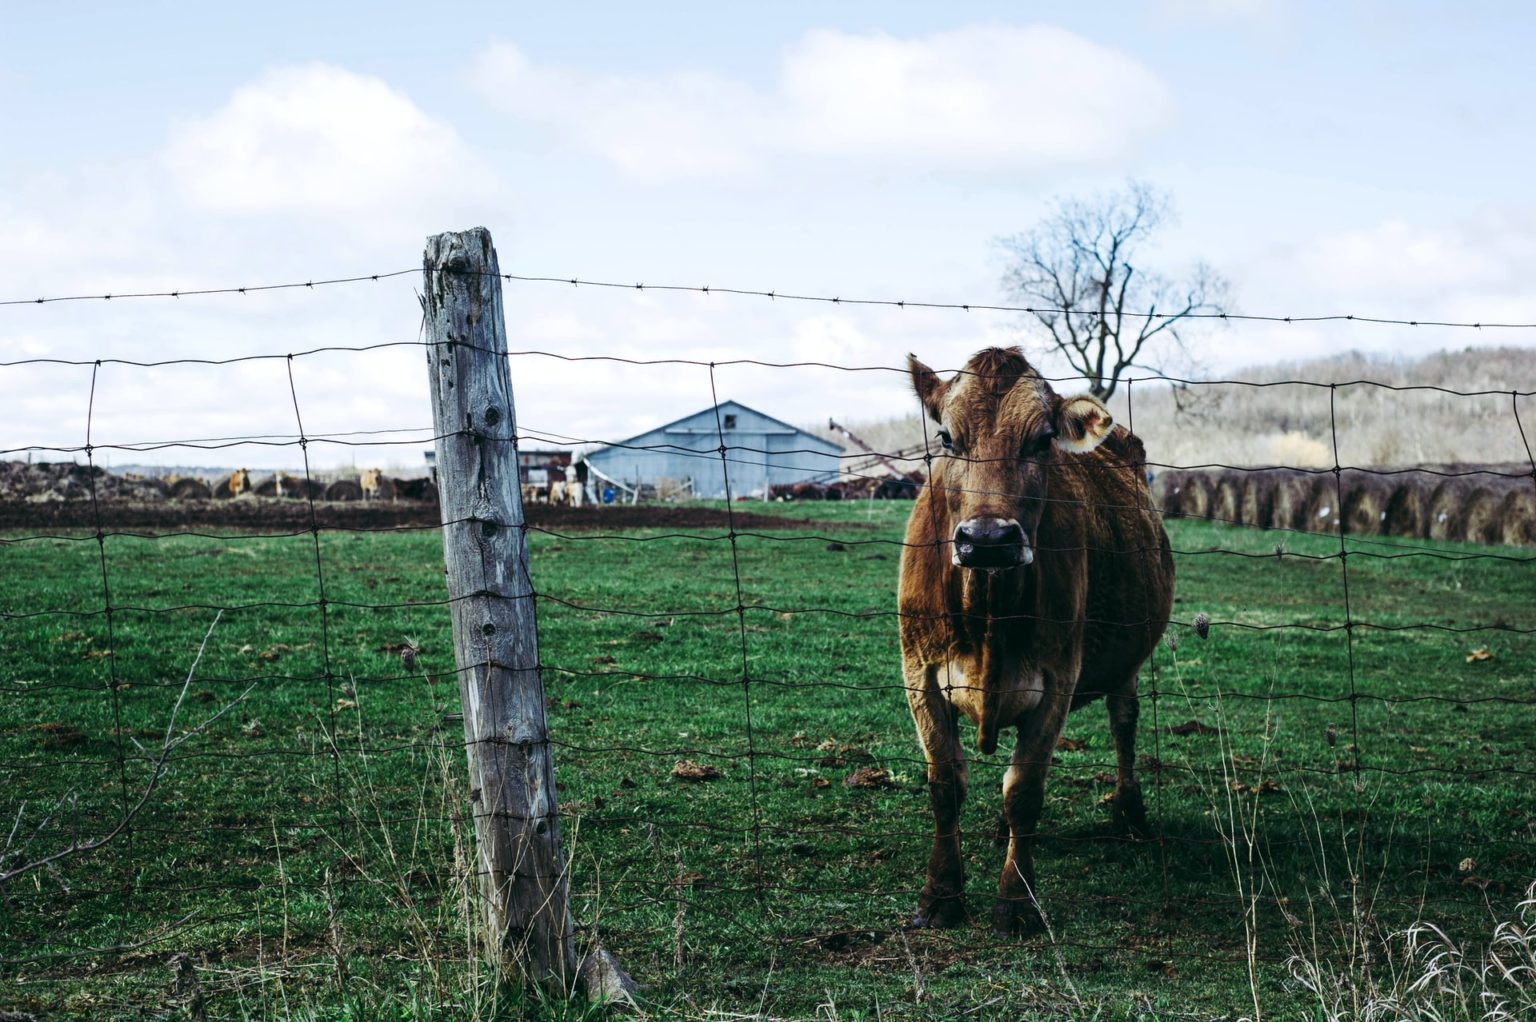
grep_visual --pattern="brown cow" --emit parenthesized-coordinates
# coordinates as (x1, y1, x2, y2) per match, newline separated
(899, 347, 1173, 935)
(214, 468, 251, 499)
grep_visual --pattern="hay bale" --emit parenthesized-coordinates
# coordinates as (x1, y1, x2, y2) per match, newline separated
(325, 479, 363, 502)
(1463, 485, 1504, 545)
(1301, 476, 1342, 533)
(1212, 471, 1244, 527)
(1421, 477, 1513, 545)
(1176, 471, 1215, 521)
(168, 477, 211, 500)
(1383, 479, 1426, 538)
(1266, 469, 1316, 531)
(1425, 479, 1468, 542)
(1497, 487, 1536, 547)
(1152, 469, 1185, 518)
(120, 475, 169, 500)
(1339, 470, 1390, 537)
(1238, 473, 1272, 528)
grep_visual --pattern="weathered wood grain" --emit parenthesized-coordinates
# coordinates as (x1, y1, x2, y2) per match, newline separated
(422, 228, 575, 985)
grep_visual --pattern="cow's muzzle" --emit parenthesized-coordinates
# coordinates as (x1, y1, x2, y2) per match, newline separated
(952, 517, 1031, 569)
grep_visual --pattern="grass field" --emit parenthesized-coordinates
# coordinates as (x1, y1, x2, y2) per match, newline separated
(3, 501, 1534, 1020)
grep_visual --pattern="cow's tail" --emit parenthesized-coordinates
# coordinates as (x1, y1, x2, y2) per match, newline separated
(977, 617, 1003, 755)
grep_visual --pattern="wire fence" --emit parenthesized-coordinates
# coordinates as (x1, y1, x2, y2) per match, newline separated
(2, 261, 1535, 1017)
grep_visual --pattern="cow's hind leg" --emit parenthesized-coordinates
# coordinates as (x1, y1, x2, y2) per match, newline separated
(908, 663, 968, 928)
(1106, 688, 1150, 839)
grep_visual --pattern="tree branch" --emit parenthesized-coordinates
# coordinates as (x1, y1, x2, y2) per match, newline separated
(996, 181, 1227, 400)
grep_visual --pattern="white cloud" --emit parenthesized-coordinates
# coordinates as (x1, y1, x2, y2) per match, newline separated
(1207, 210, 1536, 370)
(0, 64, 515, 474)
(1278, 215, 1536, 313)
(470, 25, 1173, 184)
(164, 64, 493, 216)
(781, 26, 1173, 174)
(470, 43, 769, 184)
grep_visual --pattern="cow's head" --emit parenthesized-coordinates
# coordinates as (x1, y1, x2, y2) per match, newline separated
(909, 347, 1113, 570)
(231, 468, 250, 494)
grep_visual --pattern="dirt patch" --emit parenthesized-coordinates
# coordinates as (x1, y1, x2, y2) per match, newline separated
(526, 505, 829, 532)
(0, 499, 829, 533)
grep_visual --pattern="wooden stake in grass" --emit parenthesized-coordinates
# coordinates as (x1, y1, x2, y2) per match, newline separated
(423, 228, 633, 1004)
(422, 228, 575, 987)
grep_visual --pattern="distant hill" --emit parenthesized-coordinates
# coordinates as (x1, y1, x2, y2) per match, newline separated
(810, 347, 1536, 471)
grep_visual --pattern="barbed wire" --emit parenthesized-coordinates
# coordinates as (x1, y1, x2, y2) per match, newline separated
(5, 265, 1534, 1015)
(7, 264, 1536, 336)
(0, 269, 417, 307)
(18, 341, 1534, 400)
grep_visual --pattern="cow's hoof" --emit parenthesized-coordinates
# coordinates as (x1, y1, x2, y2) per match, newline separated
(912, 895, 967, 929)
(1110, 790, 1151, 840)
(991, 898, 1045, 936)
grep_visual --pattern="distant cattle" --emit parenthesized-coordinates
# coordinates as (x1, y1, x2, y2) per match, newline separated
(361, 468, 393, 501)
(394, 477, 438, 503)
(255, 472, 323, 499)
(873, 477, 921, 500)
(899, 347, 1173, 934)
(770, 481, 844, 501)
(213, 468, 251, 499)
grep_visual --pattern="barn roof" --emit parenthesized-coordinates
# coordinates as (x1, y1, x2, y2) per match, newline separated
(588, 400, 843, 453)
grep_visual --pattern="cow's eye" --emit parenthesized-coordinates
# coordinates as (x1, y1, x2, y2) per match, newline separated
(1025, 430, 1056, 457)
(937, 429, 954, 450)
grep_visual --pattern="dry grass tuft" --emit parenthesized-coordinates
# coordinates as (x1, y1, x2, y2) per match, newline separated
(1287, 881, 1536, 1022)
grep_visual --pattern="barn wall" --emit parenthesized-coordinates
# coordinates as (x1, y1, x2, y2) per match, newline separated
(586, 402, 841, 499)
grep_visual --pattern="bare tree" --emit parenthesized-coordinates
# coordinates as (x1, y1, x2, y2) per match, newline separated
(998, 181, 1228, 401)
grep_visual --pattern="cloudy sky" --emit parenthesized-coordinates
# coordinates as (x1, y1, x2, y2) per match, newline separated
(3, 1, 1534, 470)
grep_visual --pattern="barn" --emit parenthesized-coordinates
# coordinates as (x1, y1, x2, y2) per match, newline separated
(582, 401, 843, 500)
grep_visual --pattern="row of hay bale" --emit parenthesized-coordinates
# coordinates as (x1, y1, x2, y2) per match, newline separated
(0, 461, 438, 505)
(168, 473, 354, 502)
(1155, 467, 1536, 547)
(169, 470, 438, 504)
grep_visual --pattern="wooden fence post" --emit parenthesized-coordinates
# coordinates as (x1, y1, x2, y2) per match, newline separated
(421, 228, 575, 985)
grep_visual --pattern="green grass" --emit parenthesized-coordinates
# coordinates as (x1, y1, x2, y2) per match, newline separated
(2, 503, 1534, 1020)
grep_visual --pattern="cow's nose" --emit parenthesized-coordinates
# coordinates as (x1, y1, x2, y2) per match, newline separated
(952, 518, 1029, 568)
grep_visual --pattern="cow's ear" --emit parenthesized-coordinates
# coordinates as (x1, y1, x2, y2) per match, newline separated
(1053, 394, 1113, 453)
(908, 355, 946, 424)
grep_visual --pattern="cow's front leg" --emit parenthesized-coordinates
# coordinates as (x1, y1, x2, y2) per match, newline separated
(993, 685, 1069, 936)
(907, 662, 968, 928)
